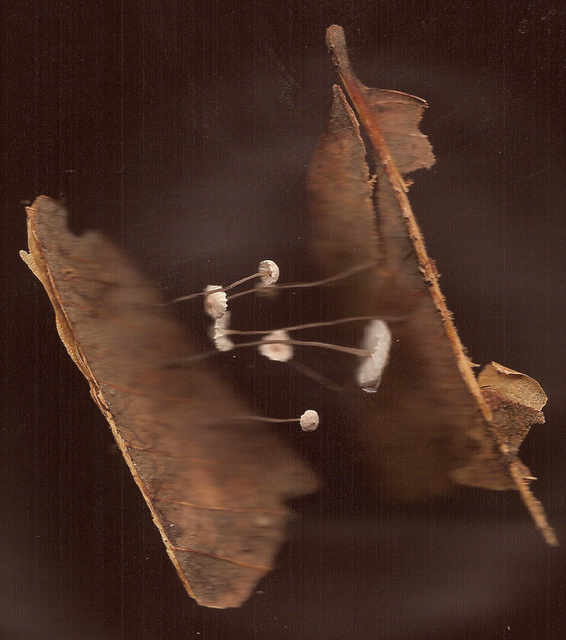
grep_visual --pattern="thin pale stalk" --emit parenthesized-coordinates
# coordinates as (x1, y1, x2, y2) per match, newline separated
(228, 261, 376, 301)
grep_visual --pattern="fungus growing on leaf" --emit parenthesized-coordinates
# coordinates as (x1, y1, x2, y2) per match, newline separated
(300, 410, 320, 431)
(259, 330, 293, 362)
(258, 259, 280, 285)
(211, 312, 234, 352)
(203, 285, 228, 320)
(356, 319, 392, 392)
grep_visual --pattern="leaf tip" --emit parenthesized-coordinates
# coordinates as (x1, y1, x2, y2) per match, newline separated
(325, 25, 350, 69)
(326, 24, 345, 48)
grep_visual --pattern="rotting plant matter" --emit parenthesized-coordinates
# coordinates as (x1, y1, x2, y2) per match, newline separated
(306, 24, 556, 545)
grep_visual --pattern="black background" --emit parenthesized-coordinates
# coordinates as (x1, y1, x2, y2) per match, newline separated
(2, 1, 566, 639)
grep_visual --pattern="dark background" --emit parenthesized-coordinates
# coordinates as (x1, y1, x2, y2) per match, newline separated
(2, 1, 565, 638)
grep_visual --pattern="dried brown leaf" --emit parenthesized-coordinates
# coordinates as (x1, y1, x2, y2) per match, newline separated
(306, 25, 556, 545)
(21, 196, 319, 607)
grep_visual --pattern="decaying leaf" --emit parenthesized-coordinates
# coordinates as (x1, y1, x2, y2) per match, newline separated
(21, 196, 319, 608)
(478, 362, 547, 458)
(307, 25, 556, 545)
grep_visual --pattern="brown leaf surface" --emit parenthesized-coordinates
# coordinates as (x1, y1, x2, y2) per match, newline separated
(306, 25, 556, 545)
(21, 196, 319, 607)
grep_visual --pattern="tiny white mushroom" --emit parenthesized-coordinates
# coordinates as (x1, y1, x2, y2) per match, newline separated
(203, 285, 228, 320)
(300, 409, 319, 431)
(211, 311, 234, 352)
(357, 319, 392, 392)
(258, 329, 293, 362)
(258, 260, 280, 285)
